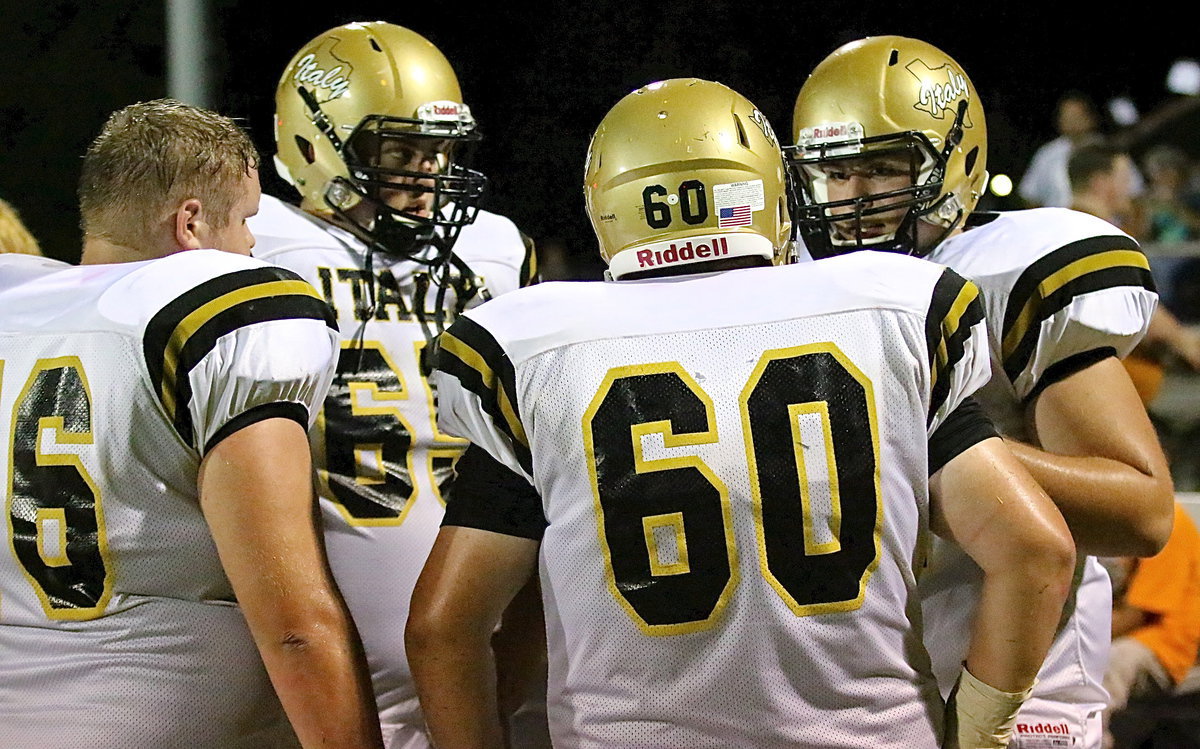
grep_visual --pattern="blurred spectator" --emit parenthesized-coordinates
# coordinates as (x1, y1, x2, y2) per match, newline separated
(1021, 91, 1146, 210)
(1138, 146, 1200, 325)
(1068, 139, 1143, 233)
(0, 197, 42, 256)
(1068, 141, 1200, 392)
(1142, 145, 1200, 243)
(1020, 91, 1103, 208)
(1101, 502, 1200, 749)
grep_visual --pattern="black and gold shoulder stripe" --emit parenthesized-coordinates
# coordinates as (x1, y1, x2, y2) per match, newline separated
(925, 268, 986, 425)
(1001, 235, 1154, 383)
(519, 231, 539, 287)
(436, 315, 532, 474)
(143, 266, 337, 448)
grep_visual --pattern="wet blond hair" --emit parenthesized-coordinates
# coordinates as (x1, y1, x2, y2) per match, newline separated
(78, 99, 259, 247)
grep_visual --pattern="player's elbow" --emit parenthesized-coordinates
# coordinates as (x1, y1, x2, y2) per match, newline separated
(980, 510, 1077, 596)
(404, 605, 443, 662)
(253, 600, 354, 659)
(1029, 523, 1077, 592)
(1126, 480, 1175, 557)
(999, 532, 1076, 618)
(405, 591, 476, 664)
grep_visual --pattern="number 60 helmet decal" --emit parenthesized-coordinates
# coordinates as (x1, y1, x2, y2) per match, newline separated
(583, 79, 792, 279)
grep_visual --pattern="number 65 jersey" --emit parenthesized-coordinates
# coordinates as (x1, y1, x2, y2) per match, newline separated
(433, 252, 991, 749)
(0, 250, 339, 748)
(250, 194, 533, 744)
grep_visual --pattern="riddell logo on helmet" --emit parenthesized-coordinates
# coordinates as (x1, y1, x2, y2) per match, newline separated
(798, 122, 864, 148)
(813, 125, 848, 139)
(636, 237, 729, 268)
(417, 101, 473, 124)
(1015, 722, 1070, 735)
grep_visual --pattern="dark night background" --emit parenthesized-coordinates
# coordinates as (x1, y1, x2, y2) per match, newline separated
(3, 2, 1198, 272)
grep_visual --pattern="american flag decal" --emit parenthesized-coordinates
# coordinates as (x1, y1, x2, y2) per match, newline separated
(718, 205, 752, 227)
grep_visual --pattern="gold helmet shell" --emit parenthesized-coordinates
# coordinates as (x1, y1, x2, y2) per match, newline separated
(789, 36, 987, 258)
(584, 79, 791, 279)
(273, 21, 484, 259)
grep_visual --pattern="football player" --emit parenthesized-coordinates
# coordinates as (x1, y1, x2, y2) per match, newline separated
(788, 36, 1175, 749)
(0, 100, 382, 748)
(407, 78, 1075, 748)
(248, 21, 540, 748)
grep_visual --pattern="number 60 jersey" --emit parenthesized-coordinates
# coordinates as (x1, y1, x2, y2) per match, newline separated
(433, 252, 991, 748)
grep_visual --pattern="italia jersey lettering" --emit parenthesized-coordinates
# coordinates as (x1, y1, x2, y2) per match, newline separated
(249, 194, 533, 741)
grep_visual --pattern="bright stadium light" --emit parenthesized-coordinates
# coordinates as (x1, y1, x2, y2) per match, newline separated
(989, 173, 1013, 197)
(1108, 97, 1139, 126)
(1167, 59, 1200, 95)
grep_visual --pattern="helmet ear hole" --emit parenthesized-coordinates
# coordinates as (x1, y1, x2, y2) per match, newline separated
(294, 135, 316, 165)
(965, 146, 979, 176)
(734, 115, 750, 148)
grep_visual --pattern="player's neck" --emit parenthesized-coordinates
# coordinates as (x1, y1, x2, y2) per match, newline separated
(80, 235, 167, 265)
(1070, 196, 1115, 224)
(917, 218, 962, 253)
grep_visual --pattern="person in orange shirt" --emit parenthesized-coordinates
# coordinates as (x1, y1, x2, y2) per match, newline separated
(1102, 502, 1200, 748)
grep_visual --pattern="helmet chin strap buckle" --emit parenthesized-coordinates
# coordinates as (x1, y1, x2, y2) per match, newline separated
(326, 180, 360, 211)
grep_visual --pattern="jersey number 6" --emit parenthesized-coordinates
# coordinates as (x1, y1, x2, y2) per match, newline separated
(2, 357, 111, 621)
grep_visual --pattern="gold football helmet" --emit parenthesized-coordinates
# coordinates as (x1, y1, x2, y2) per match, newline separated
(273, 21, 485, 262)
(584, 79, 791, 279)
(788, 36, 987, 259)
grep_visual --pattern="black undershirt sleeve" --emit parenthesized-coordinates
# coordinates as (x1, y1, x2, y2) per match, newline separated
(203, 401, 309, 456)
(1024, 347, 1117, 404)
(443, 443, 547, 541)
(928, 397, 1000, 476)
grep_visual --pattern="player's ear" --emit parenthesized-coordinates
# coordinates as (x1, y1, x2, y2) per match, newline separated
(173, 198, 205, 250)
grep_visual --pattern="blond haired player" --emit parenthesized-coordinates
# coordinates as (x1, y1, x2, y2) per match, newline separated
(0, 100, 381, 748)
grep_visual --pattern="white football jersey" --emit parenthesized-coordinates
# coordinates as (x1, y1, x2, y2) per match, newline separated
(249, 195, 532, 743)
(922, 208, 1158, 717)
(0, 250, 340, 748)
(434, 252, 992, 748)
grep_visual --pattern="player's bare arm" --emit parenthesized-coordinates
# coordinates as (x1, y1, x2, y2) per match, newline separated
(492, 572, 548, 732)
(1008, 356, 1174, 557)
(931, 436, 1075, 747)
(198, 417, 384, 749)
(407, 525, 539, 749)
